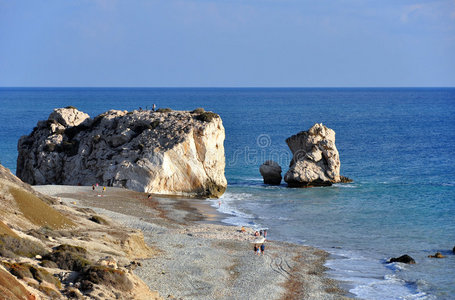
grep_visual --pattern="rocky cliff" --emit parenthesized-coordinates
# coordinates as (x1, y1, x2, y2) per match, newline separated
(0, 164, 161, 299)
(17, 107, 227, 198)
(284, 123, 350, 187)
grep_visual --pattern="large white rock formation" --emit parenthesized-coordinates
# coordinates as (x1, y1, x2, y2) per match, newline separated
(284, 123, 348, 187)
(17, 107, 227, 198)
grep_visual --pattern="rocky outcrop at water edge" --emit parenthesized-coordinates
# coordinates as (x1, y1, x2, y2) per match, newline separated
(17, 107, 227, 198)
(284, 123, 351, 187)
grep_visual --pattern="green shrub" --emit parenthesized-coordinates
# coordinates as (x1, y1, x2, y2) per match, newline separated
(2, 262, 62, 290)
(156, 108, 172, 113)
(0, 235, 47, 258)
(38, 285, 61, 298)
(2, 262, 33, 279)
(65, 106, 77, 109)
(42, 247, 92, 272)
(54, 244, 87, 255)
(191, 108, 205, 114)
(40, 260, 58, 269)
(29, 265, 62, 288)
(195, 111, 219, 122)
(78, 266, 133, 291)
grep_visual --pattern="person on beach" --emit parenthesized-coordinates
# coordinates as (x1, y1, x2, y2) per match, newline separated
(256, 245, 261, 255)
(102, 186, 106, 193)
(254, 231, 259, 237)
(260, 243, 265, 255)
(92, 184, 95, 191)
(152, 104, 156, 111)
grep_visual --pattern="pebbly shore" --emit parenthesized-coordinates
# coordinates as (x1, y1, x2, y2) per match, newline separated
(34, 185, 349, 300)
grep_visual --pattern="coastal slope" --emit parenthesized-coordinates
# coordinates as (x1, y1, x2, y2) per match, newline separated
(0, 164, 161, 299)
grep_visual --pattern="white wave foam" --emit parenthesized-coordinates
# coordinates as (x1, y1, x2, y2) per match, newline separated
(325, 248, 430, 300)
(219, 192, 254, 201)
(209, 192, 263, 228)
(241, 177, 263, 182)
(258, 215, 292, 221)
(333, 183, 357, 188)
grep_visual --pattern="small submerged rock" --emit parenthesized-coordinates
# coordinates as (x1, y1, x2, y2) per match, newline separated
(388, 254, 416, 264)
(428, 252, 445, 258)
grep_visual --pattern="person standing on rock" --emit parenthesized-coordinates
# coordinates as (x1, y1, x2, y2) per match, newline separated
(152, 104, 156, 111)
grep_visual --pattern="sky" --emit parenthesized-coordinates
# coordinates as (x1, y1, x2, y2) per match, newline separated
(0, 0, 454, 87)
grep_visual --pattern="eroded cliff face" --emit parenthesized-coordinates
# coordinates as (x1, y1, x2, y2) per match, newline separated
(17, 107, 227, 198)
(284, 123, 342, 187)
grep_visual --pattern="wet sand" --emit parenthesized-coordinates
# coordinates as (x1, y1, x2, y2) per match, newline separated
(34, 185, 349, 300)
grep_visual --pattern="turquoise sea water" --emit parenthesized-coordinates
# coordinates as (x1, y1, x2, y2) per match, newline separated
(1, 88, 454, 299)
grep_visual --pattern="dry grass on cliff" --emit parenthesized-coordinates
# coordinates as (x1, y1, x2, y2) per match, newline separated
(9, 187, 75, 229)
(0, 220, 18, 237)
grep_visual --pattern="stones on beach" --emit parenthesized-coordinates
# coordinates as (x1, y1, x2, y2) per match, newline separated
(259, 160, 282, 185)
(387, 254, 416, 264)
(284, 123, 351, 187)
(17, 107, 227, 198)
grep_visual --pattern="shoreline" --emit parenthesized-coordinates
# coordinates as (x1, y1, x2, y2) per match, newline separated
(33, 185, 349, 299)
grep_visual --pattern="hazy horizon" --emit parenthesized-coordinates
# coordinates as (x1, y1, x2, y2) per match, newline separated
(1, 0, 454, 87)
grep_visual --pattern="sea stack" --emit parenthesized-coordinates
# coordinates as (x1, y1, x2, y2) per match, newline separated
(17, 107, 227, 198)
(284, 123, 350, 187)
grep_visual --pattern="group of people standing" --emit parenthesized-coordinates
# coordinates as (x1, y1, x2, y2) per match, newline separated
(138, 104, 156, 112)
(91, 183, 106, 195)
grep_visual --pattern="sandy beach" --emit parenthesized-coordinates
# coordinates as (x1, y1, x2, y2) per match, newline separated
(33, 185, 349, 300)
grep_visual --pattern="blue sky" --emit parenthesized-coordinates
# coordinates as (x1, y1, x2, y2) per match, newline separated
(1, 0, 454, 87)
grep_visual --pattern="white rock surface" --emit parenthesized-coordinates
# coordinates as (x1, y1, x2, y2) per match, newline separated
(259, 160, 282, 185)
(284, 123, 341, 187)
(17, 107, 227, 197)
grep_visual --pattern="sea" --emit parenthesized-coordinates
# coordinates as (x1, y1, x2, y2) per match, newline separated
(1, 87, 454, 299)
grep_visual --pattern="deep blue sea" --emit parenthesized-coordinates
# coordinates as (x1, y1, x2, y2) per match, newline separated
(1, 88, 454, 299)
